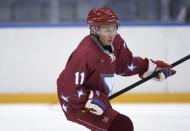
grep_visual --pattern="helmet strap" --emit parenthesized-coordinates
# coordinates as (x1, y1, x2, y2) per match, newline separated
(89, 25, 98, 35)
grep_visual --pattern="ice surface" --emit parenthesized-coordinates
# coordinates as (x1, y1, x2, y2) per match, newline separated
(0, 104, 190, 131)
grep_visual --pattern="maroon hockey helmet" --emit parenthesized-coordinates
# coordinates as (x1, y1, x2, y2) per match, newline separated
(87, 7, 119, 26)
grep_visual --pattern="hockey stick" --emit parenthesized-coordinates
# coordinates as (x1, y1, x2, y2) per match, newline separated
(109, 54, 190, 100)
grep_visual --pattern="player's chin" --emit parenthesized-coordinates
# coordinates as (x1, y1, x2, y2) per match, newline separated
(104, 43, 112, 45)
(105, 41, 113, 45)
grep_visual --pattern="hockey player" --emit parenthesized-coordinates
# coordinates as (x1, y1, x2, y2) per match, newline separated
(57, 7, 176, 131)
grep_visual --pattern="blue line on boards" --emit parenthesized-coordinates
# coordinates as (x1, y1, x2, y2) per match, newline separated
(0, 22, 190, 28)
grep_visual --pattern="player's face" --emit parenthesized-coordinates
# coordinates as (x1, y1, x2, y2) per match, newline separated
(97, 24, 117, 45)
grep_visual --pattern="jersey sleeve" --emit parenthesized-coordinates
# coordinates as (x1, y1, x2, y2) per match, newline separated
(115, 35, 148, 76)
(57, 48, 89, 109)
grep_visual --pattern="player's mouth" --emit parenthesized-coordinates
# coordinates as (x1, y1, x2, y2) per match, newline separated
(108, 39, 113, 42)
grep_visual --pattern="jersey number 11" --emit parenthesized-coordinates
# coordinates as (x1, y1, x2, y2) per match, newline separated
(75, 72, 85, 85)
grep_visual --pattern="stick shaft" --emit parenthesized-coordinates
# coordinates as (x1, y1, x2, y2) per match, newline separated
(108, 54, 190, 100)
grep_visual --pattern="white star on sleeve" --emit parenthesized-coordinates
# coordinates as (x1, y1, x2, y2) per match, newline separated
(128, 63, 136, 71)
(61, 94, 69, 102)
(62, 104, 68, 112)
(77, 89, 85, 99)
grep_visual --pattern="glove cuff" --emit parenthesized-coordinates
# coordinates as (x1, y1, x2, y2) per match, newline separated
(140, 59, 158, 78)
(84, 90, 110, 115)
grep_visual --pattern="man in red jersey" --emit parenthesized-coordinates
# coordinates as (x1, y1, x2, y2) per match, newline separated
(57, 7, 176, 131)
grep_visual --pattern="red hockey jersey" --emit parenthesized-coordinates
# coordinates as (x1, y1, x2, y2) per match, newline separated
(57, 34, 148, 130)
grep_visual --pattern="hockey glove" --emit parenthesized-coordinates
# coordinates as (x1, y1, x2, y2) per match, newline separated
(140, 59, 176, 81)
(85, 90, 111, 115)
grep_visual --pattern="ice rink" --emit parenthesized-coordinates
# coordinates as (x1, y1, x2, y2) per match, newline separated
(0, 103, 190, 131)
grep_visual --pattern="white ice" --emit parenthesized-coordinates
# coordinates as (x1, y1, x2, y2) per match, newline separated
(0, 104, 190, 131)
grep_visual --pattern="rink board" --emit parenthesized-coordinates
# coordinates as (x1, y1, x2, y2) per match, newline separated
(0, 25, 189, 103)
(0, 93, 190, 103)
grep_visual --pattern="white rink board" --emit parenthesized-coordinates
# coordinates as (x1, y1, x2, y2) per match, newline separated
(0, 26, 189, 93)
